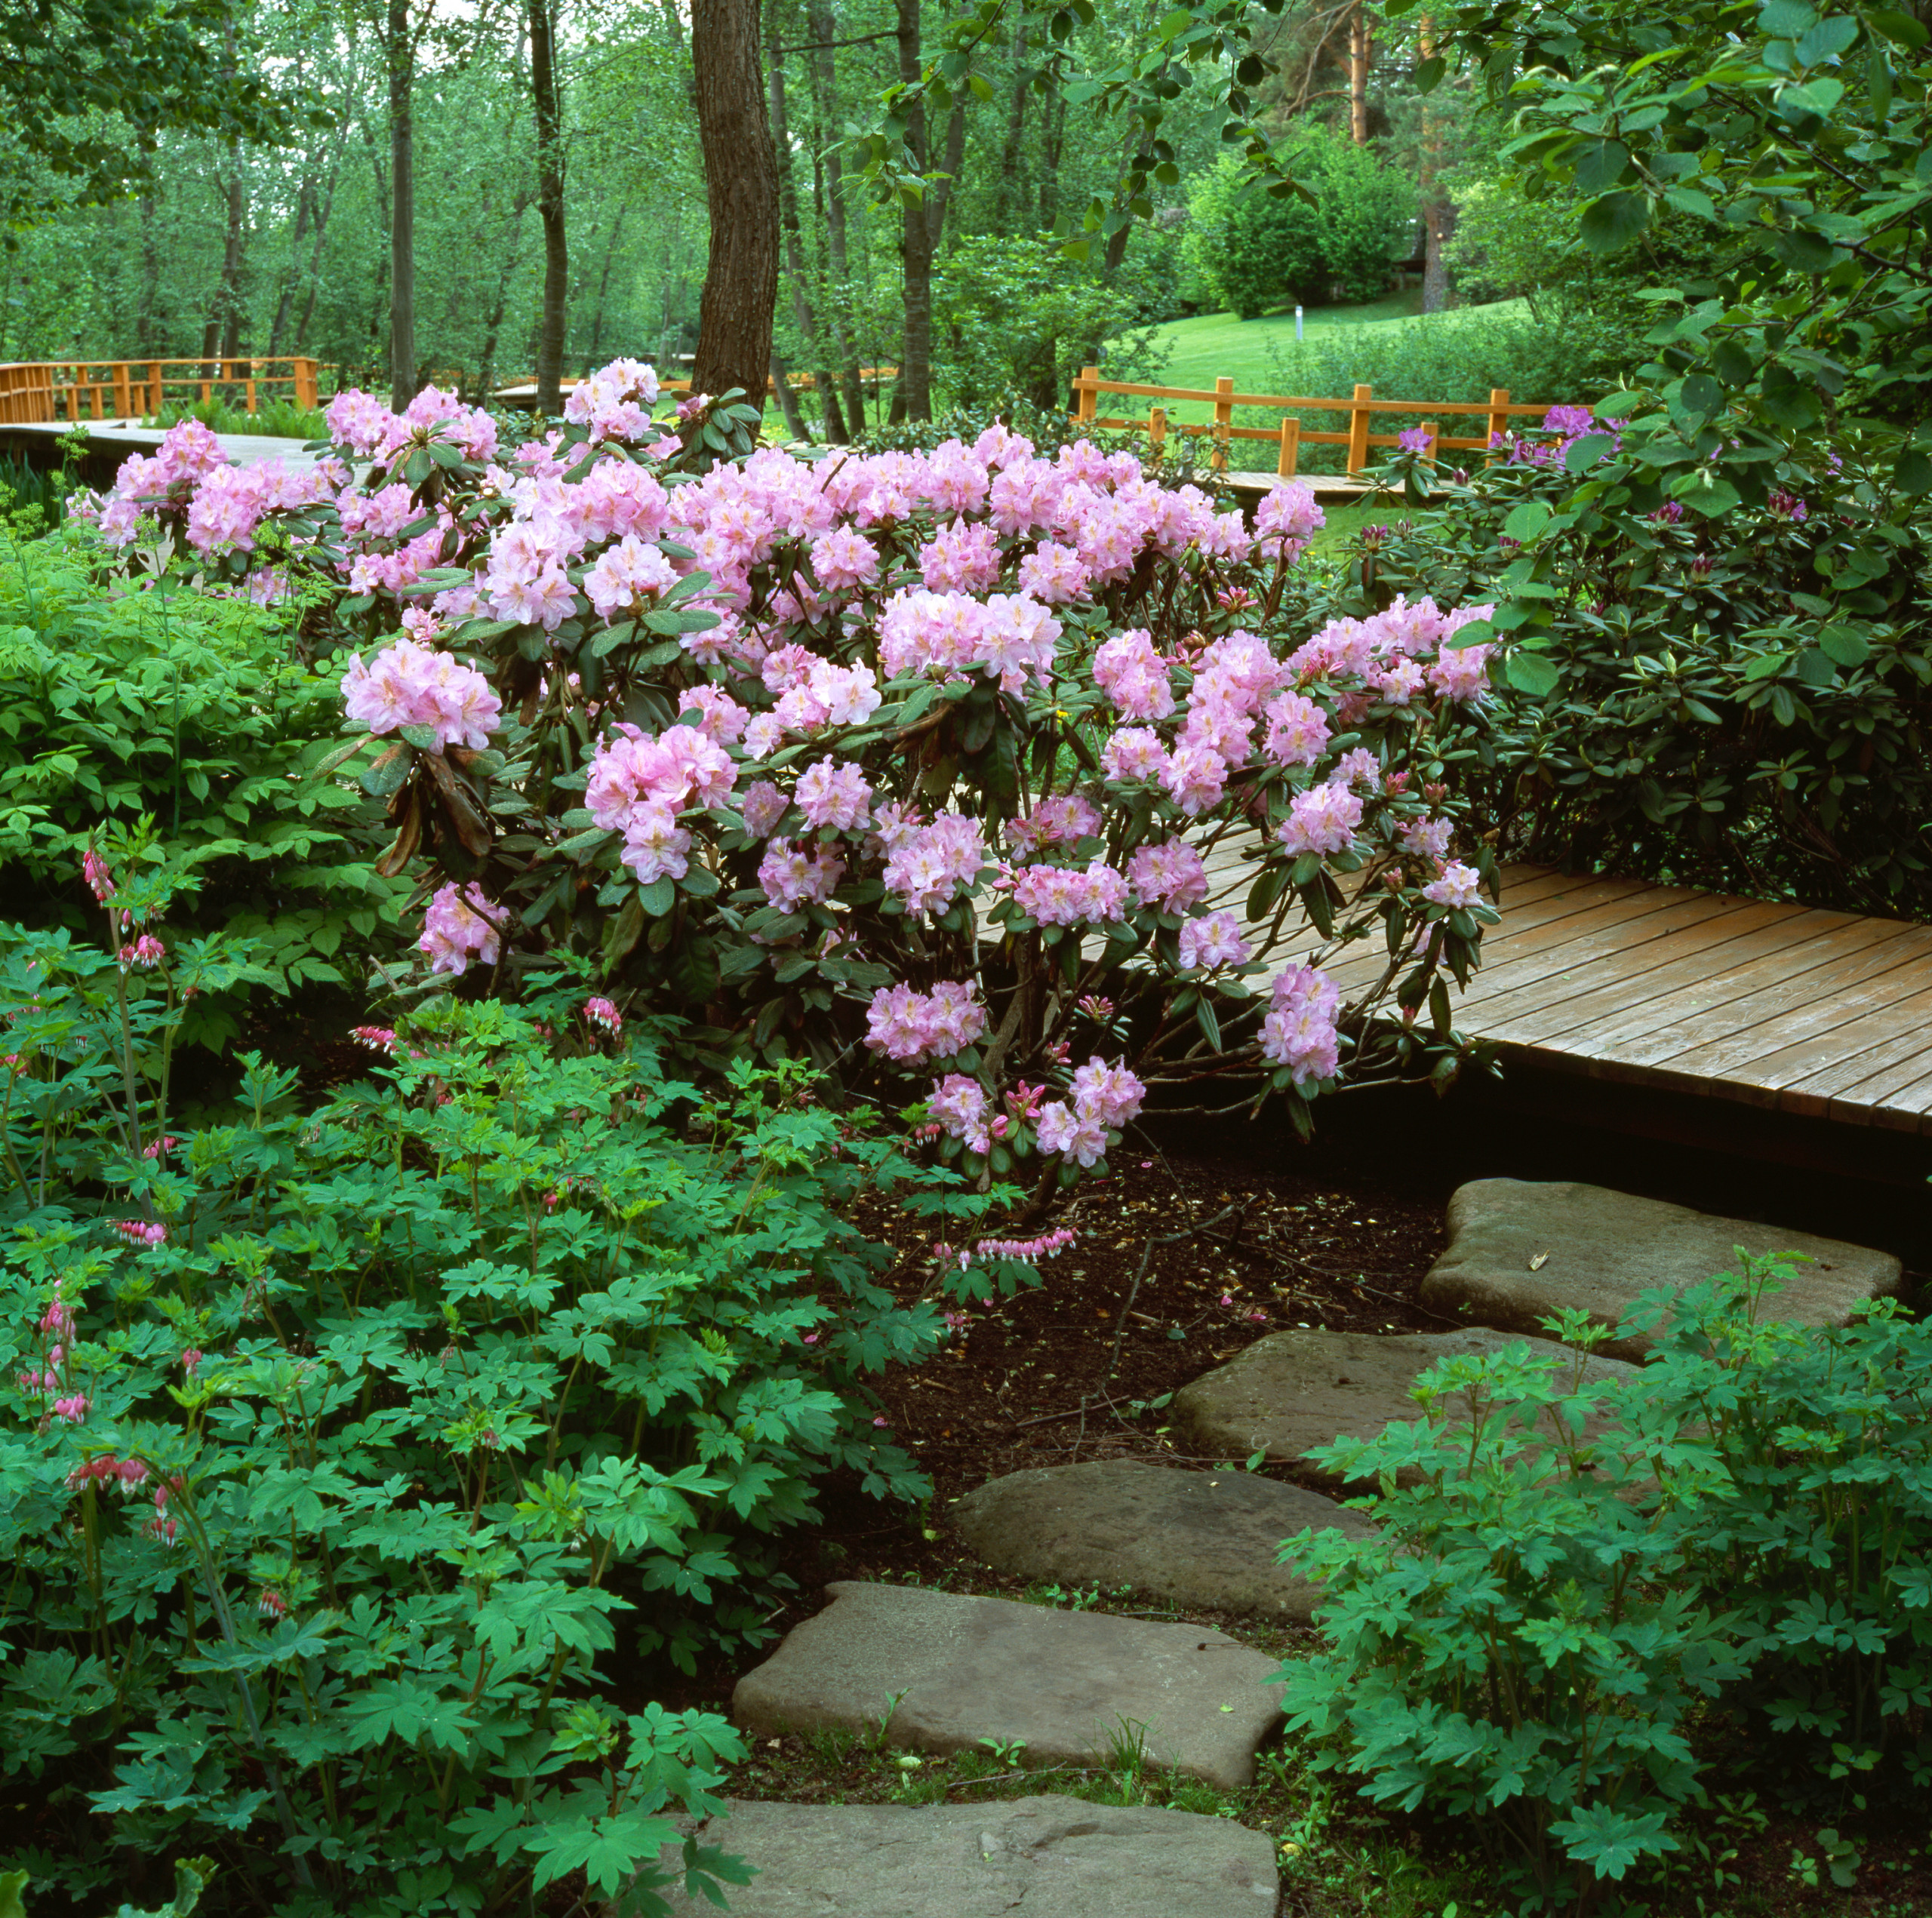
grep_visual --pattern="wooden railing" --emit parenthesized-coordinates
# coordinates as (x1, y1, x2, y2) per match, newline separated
(1071, 367, 1563, 476)
(0, 357, 325, 426)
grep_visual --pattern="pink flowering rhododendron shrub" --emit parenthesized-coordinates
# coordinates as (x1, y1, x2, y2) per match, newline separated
(79, 373, 1506, 1185)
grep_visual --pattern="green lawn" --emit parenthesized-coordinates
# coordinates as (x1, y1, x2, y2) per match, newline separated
(1140, 295, 1532, 405)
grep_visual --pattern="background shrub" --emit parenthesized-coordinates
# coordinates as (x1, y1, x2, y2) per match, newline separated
(1352, 423, 1932, 915)
(1183, 131, 1416, 322)
(0, 521, 400, 1051)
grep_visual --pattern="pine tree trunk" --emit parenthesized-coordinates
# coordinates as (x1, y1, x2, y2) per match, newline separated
(691, 0, 779, 410)
(387, 0, 419, 410)
(894, 0, 932, 422)
(1348, 0, 1371, 143)
(530, 0, 570, 413)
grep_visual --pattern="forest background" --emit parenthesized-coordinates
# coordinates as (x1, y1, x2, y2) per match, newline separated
(0, 0, 1657, 456)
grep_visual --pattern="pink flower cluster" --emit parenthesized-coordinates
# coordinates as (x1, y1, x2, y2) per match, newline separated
(586, 722, 739, 884)
(342, 637, 503, 752)
(420, 882, 501, 976)
(881, 812, 989, 914)
(1262, 964, 1343, 1087)
(1035, 1059, 1146, 1167)
(864, 981, 987, 1065)
(1008, 860, 1131, 928)
(113, 1219, 168, 1246)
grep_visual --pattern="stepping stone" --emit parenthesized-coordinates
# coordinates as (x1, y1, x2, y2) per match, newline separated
(1420, 1178, 1903, 1362)
(654, 1796, 1279, 1916)
(732, 1580, 1282, 1790)
(1171, 1326, 1637, 1489)
(952, 1457, 1376, 1621)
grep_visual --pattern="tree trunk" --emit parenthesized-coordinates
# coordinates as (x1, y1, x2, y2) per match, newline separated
(293, 139, 345, 352)
(1417, 15, 1450, 313)
(530, 0, 570, 413)
(202, 152, 247, 376)
(770, 352, 808, 436)
(478, 186, 537, 399)
(136, 192, 161, 358)
(387, 0, 419, 410)
(926, 97, 966, 249)
(806, 0, 865, 433)
(584, 201, 629, 370)
(768, 24, 845, 441)
(992, 16, 1029, 230)
(1038, 68, 1066, 229)
(1348, 0, 1371, 144)
(268, 179, 315, 356)
(894, 0, 932, 422)
(691, 0, 779, 410)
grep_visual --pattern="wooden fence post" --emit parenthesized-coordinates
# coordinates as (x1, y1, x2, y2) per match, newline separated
(294, 357, 318, 410)
(1211, 374, 1234, 472)
(1075, 365, 1098, 426)
(112, 364, 131, 420)
(1421, 420, 1438, 466)
(1277, 416, 1300, 477)
(1148, 406, 1168, 463)
(149, 361, 162, 419)
(1487, 387, 1511, 453)
(1346, 383, 1372, 474)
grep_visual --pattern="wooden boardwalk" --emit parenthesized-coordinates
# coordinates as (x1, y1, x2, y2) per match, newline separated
(1199, 852, 1932, 1136)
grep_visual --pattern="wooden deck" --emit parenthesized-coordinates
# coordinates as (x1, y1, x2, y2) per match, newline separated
(1199, 853, 1932, 1136)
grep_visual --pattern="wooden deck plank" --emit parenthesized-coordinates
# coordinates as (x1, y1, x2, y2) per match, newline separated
(1524, 915, 1906, 1066)
(1170, 847, 1932, 1134)
(1451, 893, 1761, 1010)
(1312, 881, 1719, 1002)
(1627, 927, 1932, 1089)
(1463, 902, 1820, 1041)
(1766, 991, 1932, 1120)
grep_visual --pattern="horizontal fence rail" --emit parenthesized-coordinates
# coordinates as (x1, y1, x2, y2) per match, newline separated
(0, 358, 325, 426)
(1069, 368, 1564, 476)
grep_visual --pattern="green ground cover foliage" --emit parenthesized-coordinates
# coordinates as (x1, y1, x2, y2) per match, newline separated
(0, 914, 1002, 1915)
(1282, 1262, 1932, 1912)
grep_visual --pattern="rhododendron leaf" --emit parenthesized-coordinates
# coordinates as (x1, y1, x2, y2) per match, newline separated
(667, 936, 721, 1003)
(588, 620, 635, 657)
(637, 879, 675, 919)
(1195, 996, 1223, 1050)
(1506, 650, 1561, 696)
(1820, 624, 1872, 665)
(361, 744, 412, 798)
(399, 723, 441, 752)
(605, 893, 645, 964)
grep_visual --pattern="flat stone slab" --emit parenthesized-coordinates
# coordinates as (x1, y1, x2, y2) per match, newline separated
(1420, 1178, 1902, 1361)
(1171, 1326, 1637, 1489)
(732, 1581, 1282, 1790)
(654, 1797, 1279, 1916)
(953, 1458, 1376, 1620)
